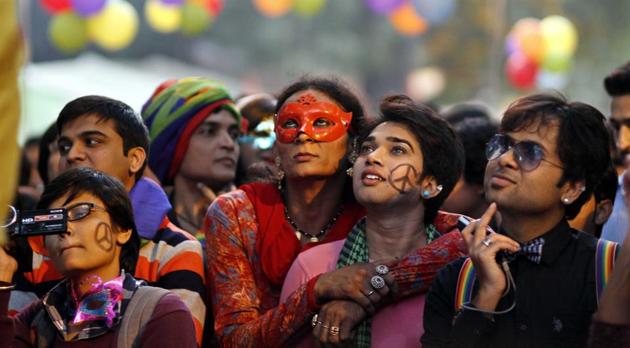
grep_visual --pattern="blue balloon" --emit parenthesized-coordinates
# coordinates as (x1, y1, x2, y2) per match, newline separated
(411, 0, 456, 25)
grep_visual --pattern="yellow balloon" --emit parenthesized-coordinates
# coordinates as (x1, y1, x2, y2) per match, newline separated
(540, 15, 578, 57)
(88, 1, 139, 51)
(145, 0, 182, 33)
(253, 0, 294, 18)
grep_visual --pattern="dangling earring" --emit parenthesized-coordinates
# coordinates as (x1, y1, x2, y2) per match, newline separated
(275, 156, 285, 191)
(346, 167, 353, 177)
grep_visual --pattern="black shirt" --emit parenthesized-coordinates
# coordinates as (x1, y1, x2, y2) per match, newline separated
(422, 219, 600, 348)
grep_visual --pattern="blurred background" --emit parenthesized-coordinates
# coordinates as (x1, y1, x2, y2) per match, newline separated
(17, 0, 630, 142)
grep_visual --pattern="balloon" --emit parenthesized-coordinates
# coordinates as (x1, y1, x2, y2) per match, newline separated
(145, 0, 182, 33)
(365, 0, 404, 15)
(253, 0, 293, 18)
(88, 1, 139, 51)
(541, 50, 572, 72)
(506, 51, 538, 90)
(71, 0, 107, 17)
(410, 0, 456, 25)
(48, 12, 88, 53)
(181, 2, 212, 36)
(389, 2, 428, 36)
(504, 32, 519, 56)
(512, 17, 543, 63)
(206, 0, 224, 16)
(160, 0, 184, 5)
(540, 15, 578, 57)
(406, 67, 446, 102)
(294, 0, 326, 17)
(41, 0, 72, 14)
(537, 70, 568, 90)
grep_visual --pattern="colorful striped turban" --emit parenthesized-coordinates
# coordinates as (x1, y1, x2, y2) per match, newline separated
(141, 77, 241, 185)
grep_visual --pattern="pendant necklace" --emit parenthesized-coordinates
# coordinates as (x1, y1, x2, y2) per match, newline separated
(284, 206, 344, 243)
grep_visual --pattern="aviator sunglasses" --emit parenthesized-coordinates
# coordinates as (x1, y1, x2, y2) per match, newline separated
(485, 134, 563, 172)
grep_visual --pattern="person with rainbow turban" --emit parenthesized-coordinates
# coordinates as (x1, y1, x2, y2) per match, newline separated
(142, 77, 242, 243)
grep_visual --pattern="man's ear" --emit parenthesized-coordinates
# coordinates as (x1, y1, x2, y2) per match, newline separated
(560, 180, 586, 205)
(594, 199, 614, 226)
(127, 146, 146, 177)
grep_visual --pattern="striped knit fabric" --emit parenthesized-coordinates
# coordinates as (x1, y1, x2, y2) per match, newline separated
(141, 77, 241, 185)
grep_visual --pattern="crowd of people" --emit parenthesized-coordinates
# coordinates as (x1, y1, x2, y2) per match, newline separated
(2, 60, 630, 347)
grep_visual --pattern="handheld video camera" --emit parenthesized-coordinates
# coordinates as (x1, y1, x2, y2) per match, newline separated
(3, 206, 68, 237)
(2, 206, 68, 273)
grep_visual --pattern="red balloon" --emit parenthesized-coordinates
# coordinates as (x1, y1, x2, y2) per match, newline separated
(40, 0, 72, 14)
(506, 51, 538, 90)
(207, 0, 224, 16)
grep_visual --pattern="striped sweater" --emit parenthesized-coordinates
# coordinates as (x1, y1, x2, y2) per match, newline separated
(12, 178, 206, 345)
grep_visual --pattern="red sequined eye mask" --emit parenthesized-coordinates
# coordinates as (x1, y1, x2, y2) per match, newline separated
(275, 94, 352, 143)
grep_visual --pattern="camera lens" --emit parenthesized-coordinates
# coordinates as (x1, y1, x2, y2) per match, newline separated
(1, 205, 17, 228)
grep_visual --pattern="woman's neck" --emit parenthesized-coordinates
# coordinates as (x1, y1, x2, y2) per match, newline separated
(365, 203, 426, 261)
(284, 172, 347, 239)
(173, 175, 218, 231)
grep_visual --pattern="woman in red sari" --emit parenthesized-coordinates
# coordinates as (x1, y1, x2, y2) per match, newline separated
(205, 77, 466, 347)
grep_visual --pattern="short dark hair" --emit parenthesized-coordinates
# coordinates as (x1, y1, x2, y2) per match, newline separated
(444, 105, 498, 187)
(56, 96, 150, 182)
(276, 76, 366, 137)
(594, 164, 618, 204)
(500, 93, 612, 219)
(37, 167, 140, 274)
(38, 124, 57, 185)
(361, 95, 465, 224)
(604, 61, 630, 97)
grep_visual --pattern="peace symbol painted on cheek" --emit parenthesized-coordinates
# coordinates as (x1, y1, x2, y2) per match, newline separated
(94, 223, 114, 252)
(388, 163, 420, 194)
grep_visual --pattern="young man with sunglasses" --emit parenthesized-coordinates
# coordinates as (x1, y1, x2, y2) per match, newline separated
(422, 94, 616, 348)
(14, 96, 206, 345)
(600, 61, 630, 244)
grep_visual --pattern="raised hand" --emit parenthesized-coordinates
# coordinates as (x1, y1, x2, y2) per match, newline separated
(460, 203, 520, 311)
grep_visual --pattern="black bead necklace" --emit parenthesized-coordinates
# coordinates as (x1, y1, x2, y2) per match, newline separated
(284, 206, 344, 243)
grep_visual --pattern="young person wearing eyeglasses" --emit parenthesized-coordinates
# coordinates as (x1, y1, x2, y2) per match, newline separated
(0, 168, 196, 347)
(421, 94, 618, 348)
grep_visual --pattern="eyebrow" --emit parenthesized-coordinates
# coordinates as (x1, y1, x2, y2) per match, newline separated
(386, 136, 415, 153)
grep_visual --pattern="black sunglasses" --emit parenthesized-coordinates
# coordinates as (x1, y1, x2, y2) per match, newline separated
(485, 134, 563, 172)
(66, 202, 107, 222)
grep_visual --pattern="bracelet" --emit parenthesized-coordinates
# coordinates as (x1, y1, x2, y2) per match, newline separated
(0, 283, 16, 291)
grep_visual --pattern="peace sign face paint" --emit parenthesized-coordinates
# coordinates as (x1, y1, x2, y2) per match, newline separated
(275, 93, 352, 143)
